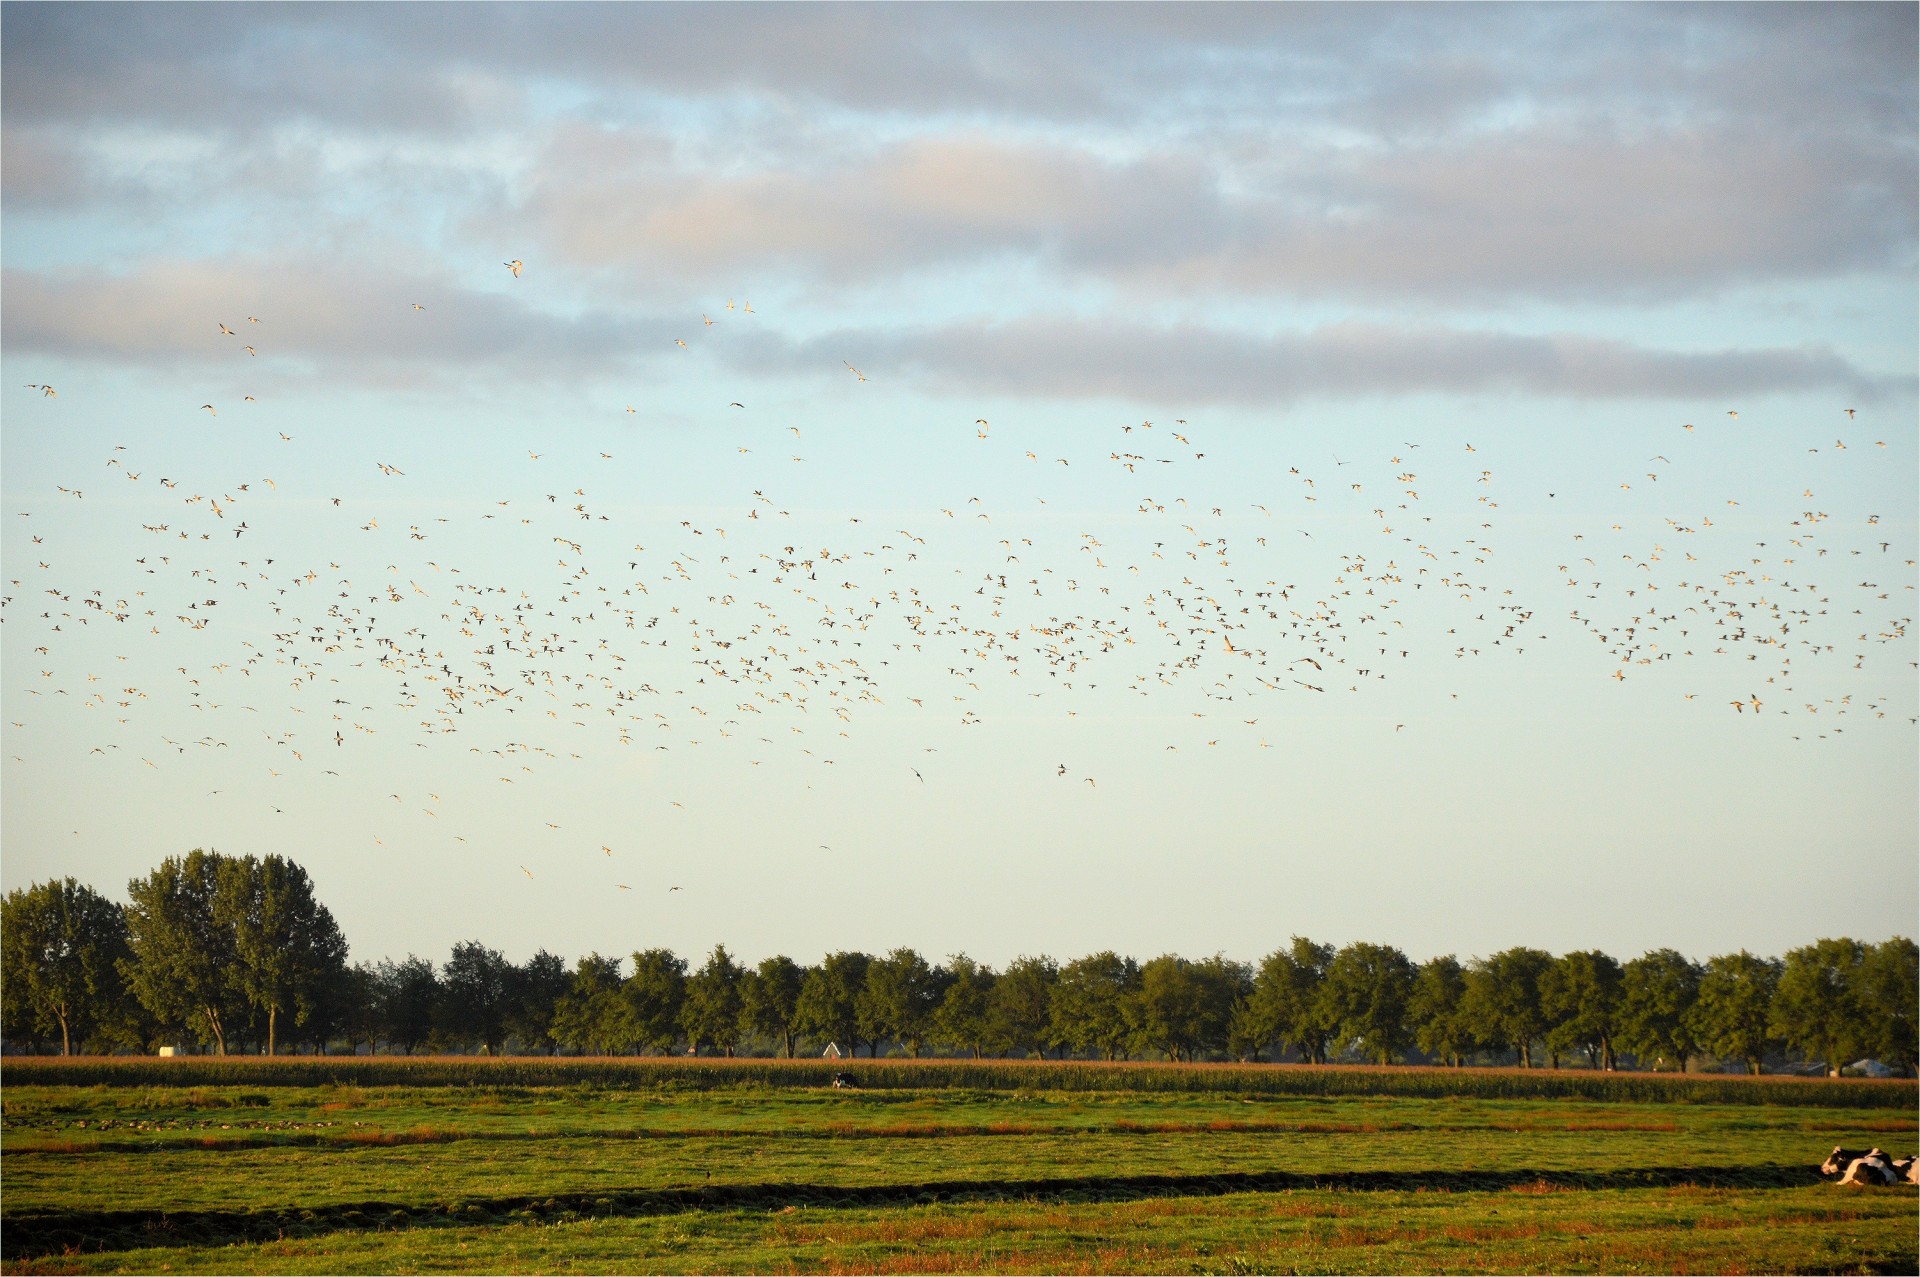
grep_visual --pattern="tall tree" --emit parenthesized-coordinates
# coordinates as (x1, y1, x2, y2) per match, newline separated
(1249, 938, 1336, 1064)
(933, 954, 999, 1058)
(338, 961, 382, 1054)
(436, 941, 513, 1054)
(682, 944, 745, 1056)
(1618, 948, 1703, 1072)
(1768, 937, 1864, 1076)
(551, 954, 633, 1055)
(1462, 947, 1554, 1067)
(1131, 955, 1209, 1061)
(1, 878, 132, 1055)
(859, 947, 945, 1057)
(1409, 955, 1471, 1067)
(1687, 950, 1781, 1075)
(217, 854, 348, 1055)
(624, 947, 688, 1054)
(795, 951, 871, 1055)
(1321, 942, 1417, 1064)
(1539, 949, 1623, 1070)
(739, 955, 806, 1058)
(505, 949, 571, 1055)
(1194, 954, 1253, 1061)
(989, 954, 1059, 1058)
(121, 851, 245, 1053)
(376, 955, 442, 1054)
(1853, 937, 1918, 1076)
(1050, 951, 1139, 1061)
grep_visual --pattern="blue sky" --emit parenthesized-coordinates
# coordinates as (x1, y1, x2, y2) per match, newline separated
(3, 2, 1914, 973)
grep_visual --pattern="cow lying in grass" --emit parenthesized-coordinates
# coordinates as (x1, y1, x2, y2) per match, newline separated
(830, 1071, 858, 1089)
(1825, 1148, 1915, 1186)
(1821, 1146, 1871, 1177)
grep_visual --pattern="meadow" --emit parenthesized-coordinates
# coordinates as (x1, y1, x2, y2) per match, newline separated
(2, 1058, 1914, 1275)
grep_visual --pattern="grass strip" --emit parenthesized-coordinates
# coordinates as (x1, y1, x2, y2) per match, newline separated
(6, 1056, 1910, 1107)
(0, 1162, 1839, 1260)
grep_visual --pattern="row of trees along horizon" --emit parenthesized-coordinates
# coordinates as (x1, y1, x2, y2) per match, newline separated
(4, 851, 1915, 1076)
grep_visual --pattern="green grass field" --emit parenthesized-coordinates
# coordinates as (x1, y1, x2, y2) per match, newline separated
(3, 1058, 1914, 1274)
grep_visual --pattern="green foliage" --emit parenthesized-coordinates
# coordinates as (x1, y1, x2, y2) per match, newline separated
(1769, 937, 1864, 1074)
(376, 955, 443, 1054)
(1409, 956, 1470, 1067)
(1321, 942, 1416, 1064)
(1688, 950, 1781, 1074)
(435, 941, 513, 1054)
(1049, 951, 1138, 1061)
(988, 954, 1059, 1058)
(931, 954, 999, 1059)
(505, 950, 570, 1055)
(219, 854, 348, 1055)
(681, 945, 744, 1056)
(623, 948, 688, 1054)
(120, 851, 247, 1053)
(1, 878, 134, 1055)
(1852, 937, 1918, 1074)
(858, 947, 945, 1057)
(1540, 949, 1624, 1071)
(795, 951, 869, 1056)
(1248, 937, 1335, 1064)
(739, 954, 804, 1058)
(551, 954, 633, 1055)
(1463, 947, 1555, 1067)
(1619, 948, 1704, 1072)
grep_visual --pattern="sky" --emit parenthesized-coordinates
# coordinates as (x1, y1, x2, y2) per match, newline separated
(3, 2, 1915, 976)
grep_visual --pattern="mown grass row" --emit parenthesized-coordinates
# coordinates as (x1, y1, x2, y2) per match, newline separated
(5, 1055, 1910, 1107)
(0, 1162, 1838, 1262)
(12, 1183, 1914, 1277)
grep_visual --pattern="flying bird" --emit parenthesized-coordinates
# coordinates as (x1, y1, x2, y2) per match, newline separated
(505, 260, 523, 277)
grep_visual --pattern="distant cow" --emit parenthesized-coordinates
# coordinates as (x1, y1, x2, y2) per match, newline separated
(1892, 1156, 1919, 1185)
(831, 1072, 858, 1089)
(1820, 1146, 1871, 1177)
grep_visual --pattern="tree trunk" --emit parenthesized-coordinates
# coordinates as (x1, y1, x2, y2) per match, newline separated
(58, 1009, 71, 1057)
(268, 1006, 277, 1056)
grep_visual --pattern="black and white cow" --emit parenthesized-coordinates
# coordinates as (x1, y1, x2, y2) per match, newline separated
(1837, 1149, 1897, 1186)
(1820, 1146, 1871, 1178)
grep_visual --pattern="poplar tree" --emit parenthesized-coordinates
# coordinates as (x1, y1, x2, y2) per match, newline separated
(1, 878, 132, 1055)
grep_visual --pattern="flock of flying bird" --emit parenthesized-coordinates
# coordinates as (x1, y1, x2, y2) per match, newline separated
(5, 257, 1914, 894)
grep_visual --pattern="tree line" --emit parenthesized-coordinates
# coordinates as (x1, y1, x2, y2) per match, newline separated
(4, 852, 1915, 1076)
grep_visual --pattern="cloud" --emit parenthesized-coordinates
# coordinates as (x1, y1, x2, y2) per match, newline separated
(9, 4, 1910, 141)
(0, 258, 677, 383)
(516, 121, 1912, 305)
(10, 251, 1901, 409)
(757, 317, 1907, 408)
(8, 5, 1910, 310)
(522, 131, 1225, 287)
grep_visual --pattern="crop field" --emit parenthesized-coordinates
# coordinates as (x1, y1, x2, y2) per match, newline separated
(3, 1059, 1914, 1275)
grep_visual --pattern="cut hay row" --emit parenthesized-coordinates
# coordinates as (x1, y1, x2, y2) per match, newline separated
(5, 1055, 1910, 1107)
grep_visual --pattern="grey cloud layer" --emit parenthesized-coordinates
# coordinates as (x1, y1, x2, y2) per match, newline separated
(4, 3, 1911, 406)
(520, 122, 1911, 303)
(1, 260, 671, 380)
(722, 319, 1901, 407)
(8, 3, 1911, 306)
(7, 3, 1911, 136)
